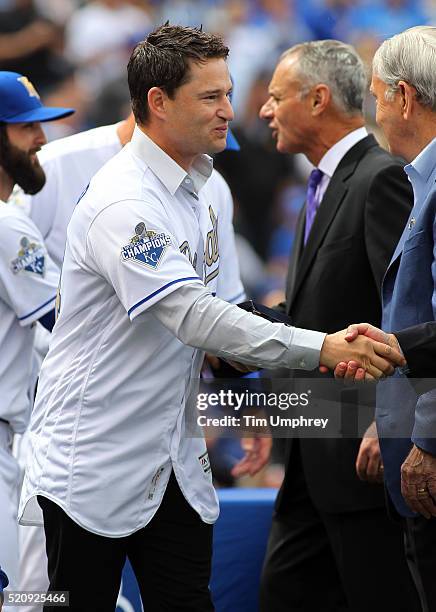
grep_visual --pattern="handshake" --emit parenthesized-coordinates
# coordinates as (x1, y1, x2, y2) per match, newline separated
(319, 322, 404, 380)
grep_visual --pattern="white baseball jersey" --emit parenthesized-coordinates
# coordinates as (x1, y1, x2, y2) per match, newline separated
(15, 122, 244, 303)
(20, 127, 323, 536)
(16, 123, 122, 268)
(14, 121, 244, 610)
(0, 204, 58, 433)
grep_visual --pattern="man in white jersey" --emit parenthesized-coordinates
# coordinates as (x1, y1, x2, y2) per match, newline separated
(0, 71, 73, 603)
(18, 110, 242, 276)
(16, 115, 135, 268)
(16, 113, 244, 612)
(19, 25, 404, 611)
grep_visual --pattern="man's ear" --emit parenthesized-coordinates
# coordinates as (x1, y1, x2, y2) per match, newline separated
(147, 86, 168, 120)
(311, 84, 330, 116)
(398, 80, 416, 120)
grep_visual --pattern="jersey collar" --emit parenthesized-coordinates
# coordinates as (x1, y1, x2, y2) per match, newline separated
(130, 126, 213, 196)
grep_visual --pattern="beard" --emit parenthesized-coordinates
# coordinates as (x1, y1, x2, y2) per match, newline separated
(0, 126, 46, 195)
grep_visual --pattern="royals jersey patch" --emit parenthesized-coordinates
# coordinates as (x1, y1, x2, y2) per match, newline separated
(10, 236, 45, 276)
(121, 222, 171, 270)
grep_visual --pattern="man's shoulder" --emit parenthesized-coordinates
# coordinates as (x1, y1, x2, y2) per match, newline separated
(356, 140, 405, 173)
(77, 148, 165, 221)
(0, 204, 44, 250)
(343, 141, 407, 188)
(38, 124, 120, 166)
(203, 169, 231, 202)
(0, 202, 35, 228)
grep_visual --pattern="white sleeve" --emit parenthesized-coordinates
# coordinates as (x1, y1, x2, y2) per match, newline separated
(0, 214, 59, 326)
(215, 174, 246, 304)
(150, 282, 325, 370)
(86, 200, 205, 321)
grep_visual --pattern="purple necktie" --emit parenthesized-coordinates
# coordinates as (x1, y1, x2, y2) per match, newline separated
(304, 168, 324, 245)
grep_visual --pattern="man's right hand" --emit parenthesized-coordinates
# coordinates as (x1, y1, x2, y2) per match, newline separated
(330, 324, 403, 380)
(320, 327, 406, 379)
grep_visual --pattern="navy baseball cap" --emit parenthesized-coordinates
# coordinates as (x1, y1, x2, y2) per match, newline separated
(0, 71, 74, 123)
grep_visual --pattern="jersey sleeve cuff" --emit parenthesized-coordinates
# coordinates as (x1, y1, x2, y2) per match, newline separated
(18, 295, 56, 327)
(128, 277, 204, 322)
(287, 328, 326, 370)
(226, 289, 246, 304)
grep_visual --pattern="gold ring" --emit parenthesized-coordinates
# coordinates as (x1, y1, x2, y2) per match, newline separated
(417, 488, 430, 497)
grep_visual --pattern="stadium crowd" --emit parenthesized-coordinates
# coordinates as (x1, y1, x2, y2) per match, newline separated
(1, 0, 433, 302)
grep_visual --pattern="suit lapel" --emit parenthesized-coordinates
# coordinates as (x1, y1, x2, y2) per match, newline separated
(289, 135, 379, 308)
(387, 208, 415, 271)
(285, 206, 305, 312)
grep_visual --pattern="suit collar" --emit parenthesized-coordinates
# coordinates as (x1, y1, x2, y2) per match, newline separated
(318, 126, 368, 179)
(387, 138, 436, 273)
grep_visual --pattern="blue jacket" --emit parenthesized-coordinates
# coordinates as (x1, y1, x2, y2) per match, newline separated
(377, 190, 436, 516)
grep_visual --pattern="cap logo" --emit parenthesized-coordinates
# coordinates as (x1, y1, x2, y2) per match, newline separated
(17, 76, 40, 99)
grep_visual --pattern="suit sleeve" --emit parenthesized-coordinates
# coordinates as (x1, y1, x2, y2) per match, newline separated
(395, 322, 436, 377)
(364, 163, 413, 291)
(412, 387, 436, 455)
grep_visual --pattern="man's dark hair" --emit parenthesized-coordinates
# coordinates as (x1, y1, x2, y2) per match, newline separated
(127, 23, 229, 125)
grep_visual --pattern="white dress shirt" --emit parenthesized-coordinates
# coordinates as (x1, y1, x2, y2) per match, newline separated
(316, 126, 368, 204)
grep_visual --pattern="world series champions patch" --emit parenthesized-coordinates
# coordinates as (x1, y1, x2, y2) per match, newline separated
(121, 222, 171, 270)
(10, 237, 45, 276)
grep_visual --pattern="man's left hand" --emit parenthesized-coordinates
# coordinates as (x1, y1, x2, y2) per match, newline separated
(401, 444, 436, 518)
(231, 435, 272, 477)
(355, 421, 384, 483)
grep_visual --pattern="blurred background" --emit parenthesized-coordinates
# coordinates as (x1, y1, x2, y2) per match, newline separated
(2, 0, 432, 487)
(1, 0, 431, 303)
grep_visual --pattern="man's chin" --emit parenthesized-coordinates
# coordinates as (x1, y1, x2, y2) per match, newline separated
(276, 140, 287, 154)
(208, 138, 227, 156)
(18, 168, 46, 194)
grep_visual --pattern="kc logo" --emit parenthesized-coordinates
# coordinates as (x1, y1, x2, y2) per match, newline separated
(17, 76, 40, 99)
(121, 224, 171, 270)
(11, 236, 45, 276)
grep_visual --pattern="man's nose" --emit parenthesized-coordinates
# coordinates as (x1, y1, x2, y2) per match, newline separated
(259, 98, 273, 120)
(34, 123, 47, 147)
(221, 95, 234, 122)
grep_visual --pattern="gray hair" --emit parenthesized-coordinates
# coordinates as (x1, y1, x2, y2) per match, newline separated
(282, 40, 366, 115)
(372, 26, 436, 111)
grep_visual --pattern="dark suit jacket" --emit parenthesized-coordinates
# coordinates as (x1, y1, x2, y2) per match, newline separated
(396, 322, 436, 378)
(274, 134, 413, 514)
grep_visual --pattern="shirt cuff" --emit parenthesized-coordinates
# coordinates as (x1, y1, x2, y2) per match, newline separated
(287, 328, 326, 370)
(18, 295, 56, 327)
